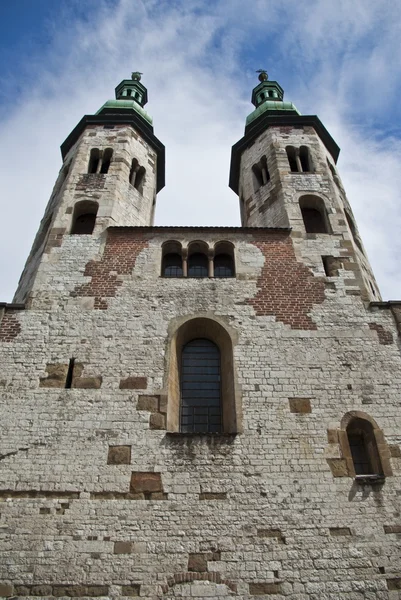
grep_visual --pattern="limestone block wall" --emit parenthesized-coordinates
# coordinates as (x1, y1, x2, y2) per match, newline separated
(0, 227, 400, 599)
(238, 125, 380, 301)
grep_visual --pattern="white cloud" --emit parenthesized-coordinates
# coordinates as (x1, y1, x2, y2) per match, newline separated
(0, 0, 400, 300)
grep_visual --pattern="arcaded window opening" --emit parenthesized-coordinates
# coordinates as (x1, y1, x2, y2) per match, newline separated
(180, 339, 222, 433)
(299, 195, 331, 234)
(166, 317, 241, 434)
(188, 241, 209, 278)
(286, 146, 298, 172)
(100, 148, 113, 174)
(214, 242, 235, 278)
(129, 158, 146, 194)
(299, 146, 312, 172)
(71, 200, 99, 235)
(88, 148, 101, 174)
(345, 210, 364, 254)
(163, 254, 183, 278)
(252, 156, 270, 191)
(88, 148, 113, 174)
(338, 412, 393, 478)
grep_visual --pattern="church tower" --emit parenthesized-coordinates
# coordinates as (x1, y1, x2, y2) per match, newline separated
(14, 72, 165, 305)
(0, 73, 400, 599)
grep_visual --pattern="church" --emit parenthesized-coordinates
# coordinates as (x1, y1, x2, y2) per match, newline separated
(0, 71, 400, 599)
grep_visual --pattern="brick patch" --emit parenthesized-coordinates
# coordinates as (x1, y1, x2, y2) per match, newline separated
(369, 323, 394, 345)
(247, 232, 325, 329)
(71, 228, 148, 309)
(0, 311, 22, 342)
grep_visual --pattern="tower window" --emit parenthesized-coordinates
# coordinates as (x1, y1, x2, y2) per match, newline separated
(188, 253, 208, 278)
(100, 148, 113, 174)
(129, 158, 146, 194)
(126, 89, 132, 97)
(180, 339, 222, 433)
(252, 156, 270, 191)
(65, 358, 75, 389)
(88, 148, 101, 174)
(299, 195, 331, 234)
(286, 146, 298, 172)
(299, 146, 312, 172)
(71, 200, 99, 235)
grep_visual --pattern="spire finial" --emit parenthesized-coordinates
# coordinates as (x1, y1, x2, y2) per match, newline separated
(131, 71, 143, 81)
(256, 69, 268, 82)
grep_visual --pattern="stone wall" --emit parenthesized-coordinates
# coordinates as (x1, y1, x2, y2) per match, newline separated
(0, 226, 400, 599)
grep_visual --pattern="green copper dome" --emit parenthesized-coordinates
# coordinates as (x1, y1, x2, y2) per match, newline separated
(96, 99, 153, 125)
(246, 71, 300, 126)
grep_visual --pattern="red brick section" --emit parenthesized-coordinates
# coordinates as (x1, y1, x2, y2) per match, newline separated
(71, 229, 148, 310)
(0, 311, 22, 342)
(247, 232, 325, 330)
(368, 323, 394, 345)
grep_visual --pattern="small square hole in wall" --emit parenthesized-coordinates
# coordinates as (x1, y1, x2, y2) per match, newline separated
(107, 445, 131, 465)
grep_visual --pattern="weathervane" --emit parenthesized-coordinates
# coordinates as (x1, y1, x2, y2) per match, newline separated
(256, 69, 268, 82)
(131, 72, 143, 81)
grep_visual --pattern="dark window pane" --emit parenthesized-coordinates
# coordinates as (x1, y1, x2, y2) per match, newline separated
(188, 253, 208, 278)
(180, 339, 222, 433)
(71, 213, 96, 235)
(348, 432, 373, 475)
(163, 253, 183, 277)
(214, 254, 234, 278)
(301, 207, 327, 233)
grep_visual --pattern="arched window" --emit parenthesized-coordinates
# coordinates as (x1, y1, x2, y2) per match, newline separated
(129, 158, 146, 194)
(71, 201, 99, 235)
(213, 241, 235, 278)
(299, 195, 331, 234)
(100, 148, 113, 174)
(252, 156, 270, 191)
(167, 317, 241, 434)
(346, 418, 383, 476)
(88, 148, 100, 174)
(286, 146, 298, 172)
(180, 339, 222, 433)
(163, 254, 183, 277)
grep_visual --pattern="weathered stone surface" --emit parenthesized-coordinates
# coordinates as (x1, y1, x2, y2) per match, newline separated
(188, 553, 208, 572)
(121, 584, 140, 596)
(199, 492, 227, 500)
(149, 412, 166, 429)
(137, 395, 159, 412)
(326, 458, 349, 477)
(384, 525, 401, 534)
(249, 582, 282, 595)
(39, 363, 68, 387)
(0, 583, 13, 597)
(73, 376, 102, 389)
(390, 444, 401, 457)
(107, 445, 131, 465)
(329, 527, 352, 536)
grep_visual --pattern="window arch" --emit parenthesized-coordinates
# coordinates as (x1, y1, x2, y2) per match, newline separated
(166, 317, 241, 434)
(252, 156, 270, 191)
(286, 146, 313, 173)
(181, 339, 222, 433)
(338, 412, 393, 479)
(188, 241, 209, 278)
(299, 195, 331, 234)
(71, 201, 99, 235)
(214, 242, 235, 278)
(162, 241, 183, 278)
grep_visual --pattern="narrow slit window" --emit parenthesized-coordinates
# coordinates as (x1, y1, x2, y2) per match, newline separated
(180, 339, 222, 433)
(346, 418, 383, 476)
(65, 358, 75, 389)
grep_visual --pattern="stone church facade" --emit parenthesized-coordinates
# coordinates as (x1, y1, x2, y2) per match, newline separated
(0, 72, 400, 599)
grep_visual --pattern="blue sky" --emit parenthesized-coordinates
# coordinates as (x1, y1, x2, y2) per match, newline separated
(0, 0, 401, 300)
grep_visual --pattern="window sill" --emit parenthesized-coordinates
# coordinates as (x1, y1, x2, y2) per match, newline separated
(354, 474, 385, 485)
